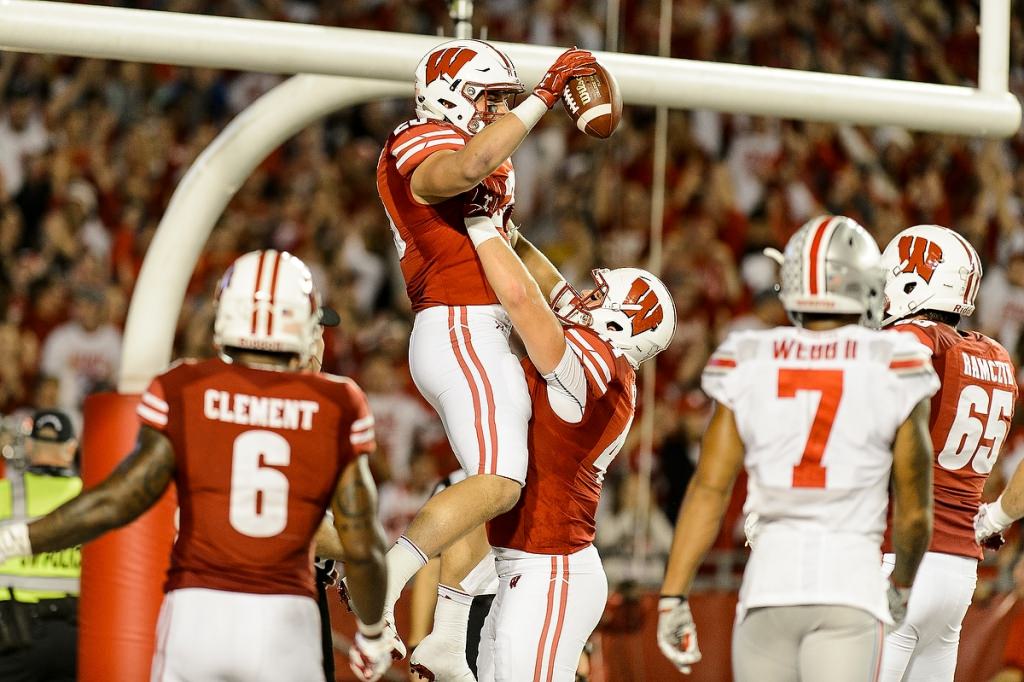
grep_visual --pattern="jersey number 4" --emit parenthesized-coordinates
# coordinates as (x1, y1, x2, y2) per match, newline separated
(778, 368, 843, 488)
(937, 386, 1013, 474)
(229, 430, 290, 537)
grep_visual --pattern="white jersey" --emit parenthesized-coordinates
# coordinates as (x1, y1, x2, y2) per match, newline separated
(702, 325, 939, 623)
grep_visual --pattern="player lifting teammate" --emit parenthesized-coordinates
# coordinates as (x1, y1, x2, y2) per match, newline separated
(0, 250, 392, 682)
(373, 38, 598, 674)
(877, 225, 1017, 681)
(658, 216, 938, 680)
(415, 187, 674, 681)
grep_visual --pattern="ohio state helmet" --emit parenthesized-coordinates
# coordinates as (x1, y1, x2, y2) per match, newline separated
(414, 39, 524, 136)
(768, 215, 884, 327)
(214, 250, 322, 365)
(880, 224, 981, 325)
(559, 268, 676, 368)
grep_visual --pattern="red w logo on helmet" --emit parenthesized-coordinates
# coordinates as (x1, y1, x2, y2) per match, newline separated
(898, 235, 944, 283)
(624, 279, 664, 335)
(426, 47, 477, 84)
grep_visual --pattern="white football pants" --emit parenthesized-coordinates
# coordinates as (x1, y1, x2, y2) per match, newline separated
(880, 551, 977, 681)
(410, 304, 531, 484)
(477, 544, 607, 682)
(150, 588, 324, 682)
(733, 604, 885, 682)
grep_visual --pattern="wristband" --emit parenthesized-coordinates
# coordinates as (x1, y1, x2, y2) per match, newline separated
(465, 215, 502, 248)
(510, 95, 548, 131)
(357, 617, 386, 638)
(991, 496, 1015, 528)
(0, 522, 31, 559)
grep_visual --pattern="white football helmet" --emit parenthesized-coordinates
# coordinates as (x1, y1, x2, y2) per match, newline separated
(767, 215, 884, 327)
(880, 224, 981, 325)
(414, 39, 524, 136)
(559, 268, 677, 368)
(213, 250, 322, 365)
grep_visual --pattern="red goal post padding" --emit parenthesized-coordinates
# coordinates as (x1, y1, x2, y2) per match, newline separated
(79, 392, 177, 681)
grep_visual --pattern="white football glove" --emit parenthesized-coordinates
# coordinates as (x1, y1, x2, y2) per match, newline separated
(349, 630, 394, 682)
(657, 596, 701, 674)
(886, 582, 911, 630)
(743, 513, 761, 549)
(974, 497, 1014, 544)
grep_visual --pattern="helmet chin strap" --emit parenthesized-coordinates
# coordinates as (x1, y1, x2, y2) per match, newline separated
(879, 291, 936, 328)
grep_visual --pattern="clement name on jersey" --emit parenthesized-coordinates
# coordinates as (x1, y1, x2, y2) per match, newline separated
(136, 358, 375, 599)
(376, 118, 515, 312)
(487, 326, 635, 554)
(888, 319, 1017, 560)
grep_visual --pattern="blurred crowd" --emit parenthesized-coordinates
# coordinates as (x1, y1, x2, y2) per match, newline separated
(2, 0, 1024, 589)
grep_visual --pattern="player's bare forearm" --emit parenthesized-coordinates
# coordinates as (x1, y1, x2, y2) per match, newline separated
(890, 399, 934, 587)
(29, 426, 175, 552)
(999, 456, 1024, 521)
(661, 404, 744, 596)
(476, 237, 566, 373)
(513, 234, 566, 300)
(411, 115, 529, 200)
(333, 456, 387, 625)
(314, 515, 345, 561)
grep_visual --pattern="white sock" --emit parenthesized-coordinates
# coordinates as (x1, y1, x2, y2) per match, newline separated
(385, 535, 428, 608)
(432, 584, 473, 653)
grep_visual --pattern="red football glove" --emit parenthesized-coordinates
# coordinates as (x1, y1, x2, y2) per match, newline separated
(533, 48, 597, 109)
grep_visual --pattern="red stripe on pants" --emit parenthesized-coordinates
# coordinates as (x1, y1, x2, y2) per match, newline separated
(459, 306, 499, 474)
(448, 307, 487, 474)
(533, 557, 559, 682)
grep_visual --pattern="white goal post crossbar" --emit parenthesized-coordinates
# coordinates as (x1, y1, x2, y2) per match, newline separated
(0, 0, 1019, 137)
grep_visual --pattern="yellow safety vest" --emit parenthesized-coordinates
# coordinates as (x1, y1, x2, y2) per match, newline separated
(0, 469, 82, 603)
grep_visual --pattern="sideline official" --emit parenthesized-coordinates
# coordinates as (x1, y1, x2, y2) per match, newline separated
(0, 409, 81, 682)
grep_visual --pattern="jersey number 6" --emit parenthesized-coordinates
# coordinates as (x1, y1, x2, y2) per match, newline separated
(229, 430, 291, 537)
(778, 368, 844, 488)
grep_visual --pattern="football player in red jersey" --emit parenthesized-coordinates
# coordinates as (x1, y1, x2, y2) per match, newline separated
(0, 250, 393, 682)
(406, 190, 675, 681)
(878, 224, 1018, 681)
(375, 39, 600, 667)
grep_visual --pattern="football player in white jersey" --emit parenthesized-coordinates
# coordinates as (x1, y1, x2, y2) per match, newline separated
(657, 216, 939, 680)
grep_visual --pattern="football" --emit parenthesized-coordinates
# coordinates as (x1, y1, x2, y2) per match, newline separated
(562, 63, 622, 139)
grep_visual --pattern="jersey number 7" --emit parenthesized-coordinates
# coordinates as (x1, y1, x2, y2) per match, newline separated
(778, 368, 844, 488)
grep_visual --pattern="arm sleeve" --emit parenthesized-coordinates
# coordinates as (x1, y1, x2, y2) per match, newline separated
(701, 334, 744, 409)
(137, 376, 170, 432)
(542, 344, 588, 425)
(392, 126, 467, 177)
(884, 334, 941, 423)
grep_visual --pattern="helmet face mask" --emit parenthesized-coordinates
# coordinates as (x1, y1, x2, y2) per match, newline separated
(880, 225, 981, 326)
(773, 215, 885, 328)
(213, 250, 322, 367)
(415, 39, 524, 136)
(561, 268, 677, 368)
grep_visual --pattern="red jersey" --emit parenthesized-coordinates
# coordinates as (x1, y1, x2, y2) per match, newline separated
(137, 359, 375, 599)
(376, 118, 515, 311)
(487, 327, 636, 555)
(889, 320, 1017, 559)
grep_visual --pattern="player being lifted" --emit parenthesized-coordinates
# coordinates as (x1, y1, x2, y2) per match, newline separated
(373, 38, 597, 670)
(412, 188, 674, 681)
(658, 216, 938, 680)
(0, 250, 392, 682)
(877, 225, 1017, 681)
